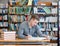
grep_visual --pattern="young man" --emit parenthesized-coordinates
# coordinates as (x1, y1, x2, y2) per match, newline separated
(18, 15, 49, 39)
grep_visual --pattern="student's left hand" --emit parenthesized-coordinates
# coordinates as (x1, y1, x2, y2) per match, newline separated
(45, 35, 50, 40)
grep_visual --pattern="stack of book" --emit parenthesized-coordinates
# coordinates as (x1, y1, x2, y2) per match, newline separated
(0, 29, 3, 39)
(2, 31, 16, 40)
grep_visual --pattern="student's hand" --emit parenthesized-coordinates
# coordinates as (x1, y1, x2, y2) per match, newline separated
(25, 35, 32, 39)
(45, 35, 50, 40)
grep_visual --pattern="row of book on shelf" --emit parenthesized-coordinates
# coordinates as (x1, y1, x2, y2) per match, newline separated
(39, 17, 57, 22)
(8, 22, 57, 31)
(8, 15, 57, 22)
(9, 23, 20, 31)
(33, 0, 57, 6)
(0, 15, 7, 20)
(0, 1, 57, 14)
(9, 6, 31, 14)
(9, 7, 57, 15)
(9, 0, 57, 6)
(0, 22, 8, 27)
(8, 15, 30, 22)
(0, 8, 8, 13)
(0, 3, 8, 8)
(33, 7, 57, 14)
(39, 23, 57, 30)
(9, 0, 33, 6)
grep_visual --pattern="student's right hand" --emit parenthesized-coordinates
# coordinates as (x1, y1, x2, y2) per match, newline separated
(25, 35, 32, 39)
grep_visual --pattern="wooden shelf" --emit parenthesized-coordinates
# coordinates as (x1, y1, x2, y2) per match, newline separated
(0, 20, 8, 22)
(0, 27, 8, 28)
(0, 8, 8, 9)
(0, 13, 8, 15)
(9, 4, 32, 7)
(8, 14, 25, 15)
(33, 5, 58, 7)
(8, 22, 21, 23)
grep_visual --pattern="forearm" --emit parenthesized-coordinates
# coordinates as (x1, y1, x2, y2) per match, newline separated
(18, 34, 26, 39)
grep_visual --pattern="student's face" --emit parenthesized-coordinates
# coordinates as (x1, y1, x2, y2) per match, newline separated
(31, 19, 39, 26)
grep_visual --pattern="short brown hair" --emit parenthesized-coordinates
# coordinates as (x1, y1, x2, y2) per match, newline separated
(30, 15, 39, 21)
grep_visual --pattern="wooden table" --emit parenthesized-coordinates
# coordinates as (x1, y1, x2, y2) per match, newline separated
(0, 45, 52, 46)
(0, 38, 50, 42)
(0, 38, 50, 45)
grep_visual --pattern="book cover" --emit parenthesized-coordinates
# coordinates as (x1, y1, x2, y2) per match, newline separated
(43, 7, 51, 14)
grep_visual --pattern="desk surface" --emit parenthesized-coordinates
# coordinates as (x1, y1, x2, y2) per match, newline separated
(0, 38, 50, 42)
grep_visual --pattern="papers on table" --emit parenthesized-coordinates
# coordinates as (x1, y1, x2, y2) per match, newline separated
(28, 37, 46, 40)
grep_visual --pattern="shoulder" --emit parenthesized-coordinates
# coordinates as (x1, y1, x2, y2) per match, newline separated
(20, 21, 28, 27)
(21, 21, 27, 25)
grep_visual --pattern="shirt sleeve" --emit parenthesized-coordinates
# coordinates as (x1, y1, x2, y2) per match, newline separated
(36, 25, 46, 37)
(18, 24, 26, 39)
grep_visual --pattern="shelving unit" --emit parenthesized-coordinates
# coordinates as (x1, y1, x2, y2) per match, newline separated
(8, 0, 32, 34)
(33, 0, 58, 40)
(0, 3, 8, 31)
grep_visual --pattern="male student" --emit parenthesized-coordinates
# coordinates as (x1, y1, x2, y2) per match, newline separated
(18, 15, 49, 39)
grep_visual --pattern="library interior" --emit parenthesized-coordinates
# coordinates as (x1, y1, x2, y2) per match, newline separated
(0, 0, 60, 46)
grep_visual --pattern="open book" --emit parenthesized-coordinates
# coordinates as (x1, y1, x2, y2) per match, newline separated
(28, 37, 47, 40)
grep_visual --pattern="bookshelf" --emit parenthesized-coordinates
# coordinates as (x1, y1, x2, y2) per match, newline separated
(33, 0, 58, 40)
(0, 3, 8, 31)
(0, 0, 58, 41)
(8, 0, 32, 34)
